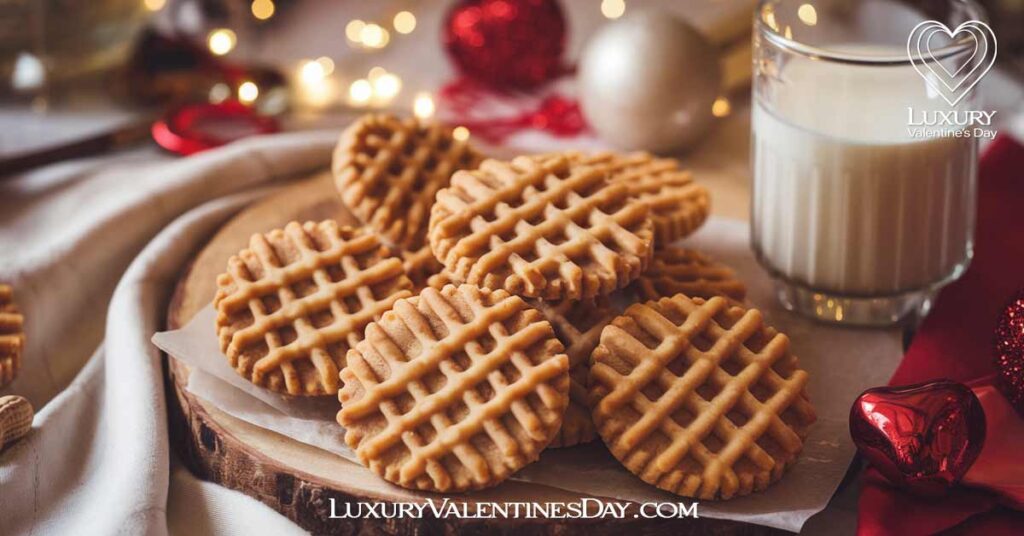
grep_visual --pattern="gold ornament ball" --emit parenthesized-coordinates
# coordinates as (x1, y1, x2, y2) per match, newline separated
(578, 10, 722, 153)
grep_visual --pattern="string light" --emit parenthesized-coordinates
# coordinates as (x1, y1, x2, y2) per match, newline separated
(798, 4, 818, 26)
(207, 29, 237, 56)
(413, 92, 436, 119)
(393, 11, 417, 34)
(346, 20, 366, 43)
(144, 0, 167, 11)
(238, 81, 259, 104)
(601, 0, 626, 19)
(452, 126, 470, 141)
(349, 79, 373, 105)
(712, 97, 731, 118)
(251, 0, 275, 20)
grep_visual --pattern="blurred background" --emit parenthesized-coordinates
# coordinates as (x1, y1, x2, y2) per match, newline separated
(0, 0, 1021, 173)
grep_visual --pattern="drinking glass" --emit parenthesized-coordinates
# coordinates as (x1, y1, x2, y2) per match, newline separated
(751, 0, 989, 326)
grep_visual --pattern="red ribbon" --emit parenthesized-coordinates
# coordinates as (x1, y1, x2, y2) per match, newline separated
(438, 76, 586, 143)
(151, 100, 279, 156)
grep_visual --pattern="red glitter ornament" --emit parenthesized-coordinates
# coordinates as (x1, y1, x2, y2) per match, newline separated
(850, 380, 986, 495)
(443, 0, 567, 90)
(995, 290, 1024, 416)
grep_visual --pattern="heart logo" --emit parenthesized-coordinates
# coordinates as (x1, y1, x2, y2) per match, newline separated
(907, 20, 997, 106)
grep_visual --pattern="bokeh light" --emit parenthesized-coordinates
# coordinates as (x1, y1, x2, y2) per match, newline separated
(413, 93, 436, 119)
(373, 73, 402, 100)
(209, 83, 231, 103)
(712, 97, 731, 118)
(360, 23, 390, 48)
(207, 29, 237, 56)
(798, 4, 818, 26)
(393, 11, 417, 34)
(315, 57, 335, 76)
(346, 20, 366, 43)
(349, 79, 373, 105)
(251, 0, 274, 20)
(238, 81, 259, 103)
(601, 0, 626, 19)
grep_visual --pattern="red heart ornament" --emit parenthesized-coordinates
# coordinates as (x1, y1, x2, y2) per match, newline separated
(850, 380, 986, 495)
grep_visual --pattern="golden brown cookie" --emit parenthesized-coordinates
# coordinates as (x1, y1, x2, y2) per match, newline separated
(214, 221, 413, 396)
(429, 154, 654, 300)
(338, 284, 570, 492)
(0, 285, 24, 389)
(589, 294, 816, 500)
(530, 297, 617, 448)
(400, 243, 447, 292)
(332, 114, 482, 253)
(632, 247, 747, 303)
(540, 152, 710, 246)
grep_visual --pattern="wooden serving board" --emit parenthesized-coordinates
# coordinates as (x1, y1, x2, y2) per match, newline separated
(164, 171, 779, 535)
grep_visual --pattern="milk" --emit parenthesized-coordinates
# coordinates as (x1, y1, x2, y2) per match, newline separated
(751, 55, 978, 296)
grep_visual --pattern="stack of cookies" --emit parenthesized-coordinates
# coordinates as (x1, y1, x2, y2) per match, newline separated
(212, 114, 817, 500)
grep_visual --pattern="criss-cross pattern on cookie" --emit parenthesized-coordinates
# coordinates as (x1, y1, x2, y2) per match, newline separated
(632, 247, 747, 303)
(590, 295, 816, 500)
(531, 297, 617, 448)
(429, 155, 653, 300)
(332, 114, 482, 251)
(215, 221, 412, 396)
(0, 284, 24, 388)
(400, 243, 448, 293)
(338, 285, 569, 492)
(550, 152, 709, 246)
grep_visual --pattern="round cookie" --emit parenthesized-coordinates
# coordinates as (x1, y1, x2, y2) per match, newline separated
(589, 294, 817, 500)
(214, 220, 412, 396)
(332, 114, 482, 253)
(554, 152, 710, 246)
(0, 284, 24, 389)
(632, 247, 747, 303)
(429, 154, 654, 300)
(338, 284, 570, 492)
(530, 297, 617, 448)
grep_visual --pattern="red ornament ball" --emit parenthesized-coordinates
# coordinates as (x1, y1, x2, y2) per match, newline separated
(850, 380, 986, 495)
(443, 0, 567, 89)
(995, 289, 1024, 416)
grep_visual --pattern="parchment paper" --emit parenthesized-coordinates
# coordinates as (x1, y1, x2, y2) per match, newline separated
(152, 218, 904, 532)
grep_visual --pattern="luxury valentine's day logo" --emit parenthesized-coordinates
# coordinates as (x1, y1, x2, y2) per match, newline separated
(905, 20, 999, 140)
(907, 20, 997, 107)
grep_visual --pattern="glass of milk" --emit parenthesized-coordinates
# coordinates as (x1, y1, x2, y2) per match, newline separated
(751, 0, 988, 326)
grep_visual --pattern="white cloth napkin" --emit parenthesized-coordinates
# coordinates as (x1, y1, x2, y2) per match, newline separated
(0, 131, 337, 536)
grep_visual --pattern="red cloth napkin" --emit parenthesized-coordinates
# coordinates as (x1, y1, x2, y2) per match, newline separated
(856, 136, 1024, 535)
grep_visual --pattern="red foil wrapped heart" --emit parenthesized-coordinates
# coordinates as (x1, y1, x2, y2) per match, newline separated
(850, 380, 986, 495)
